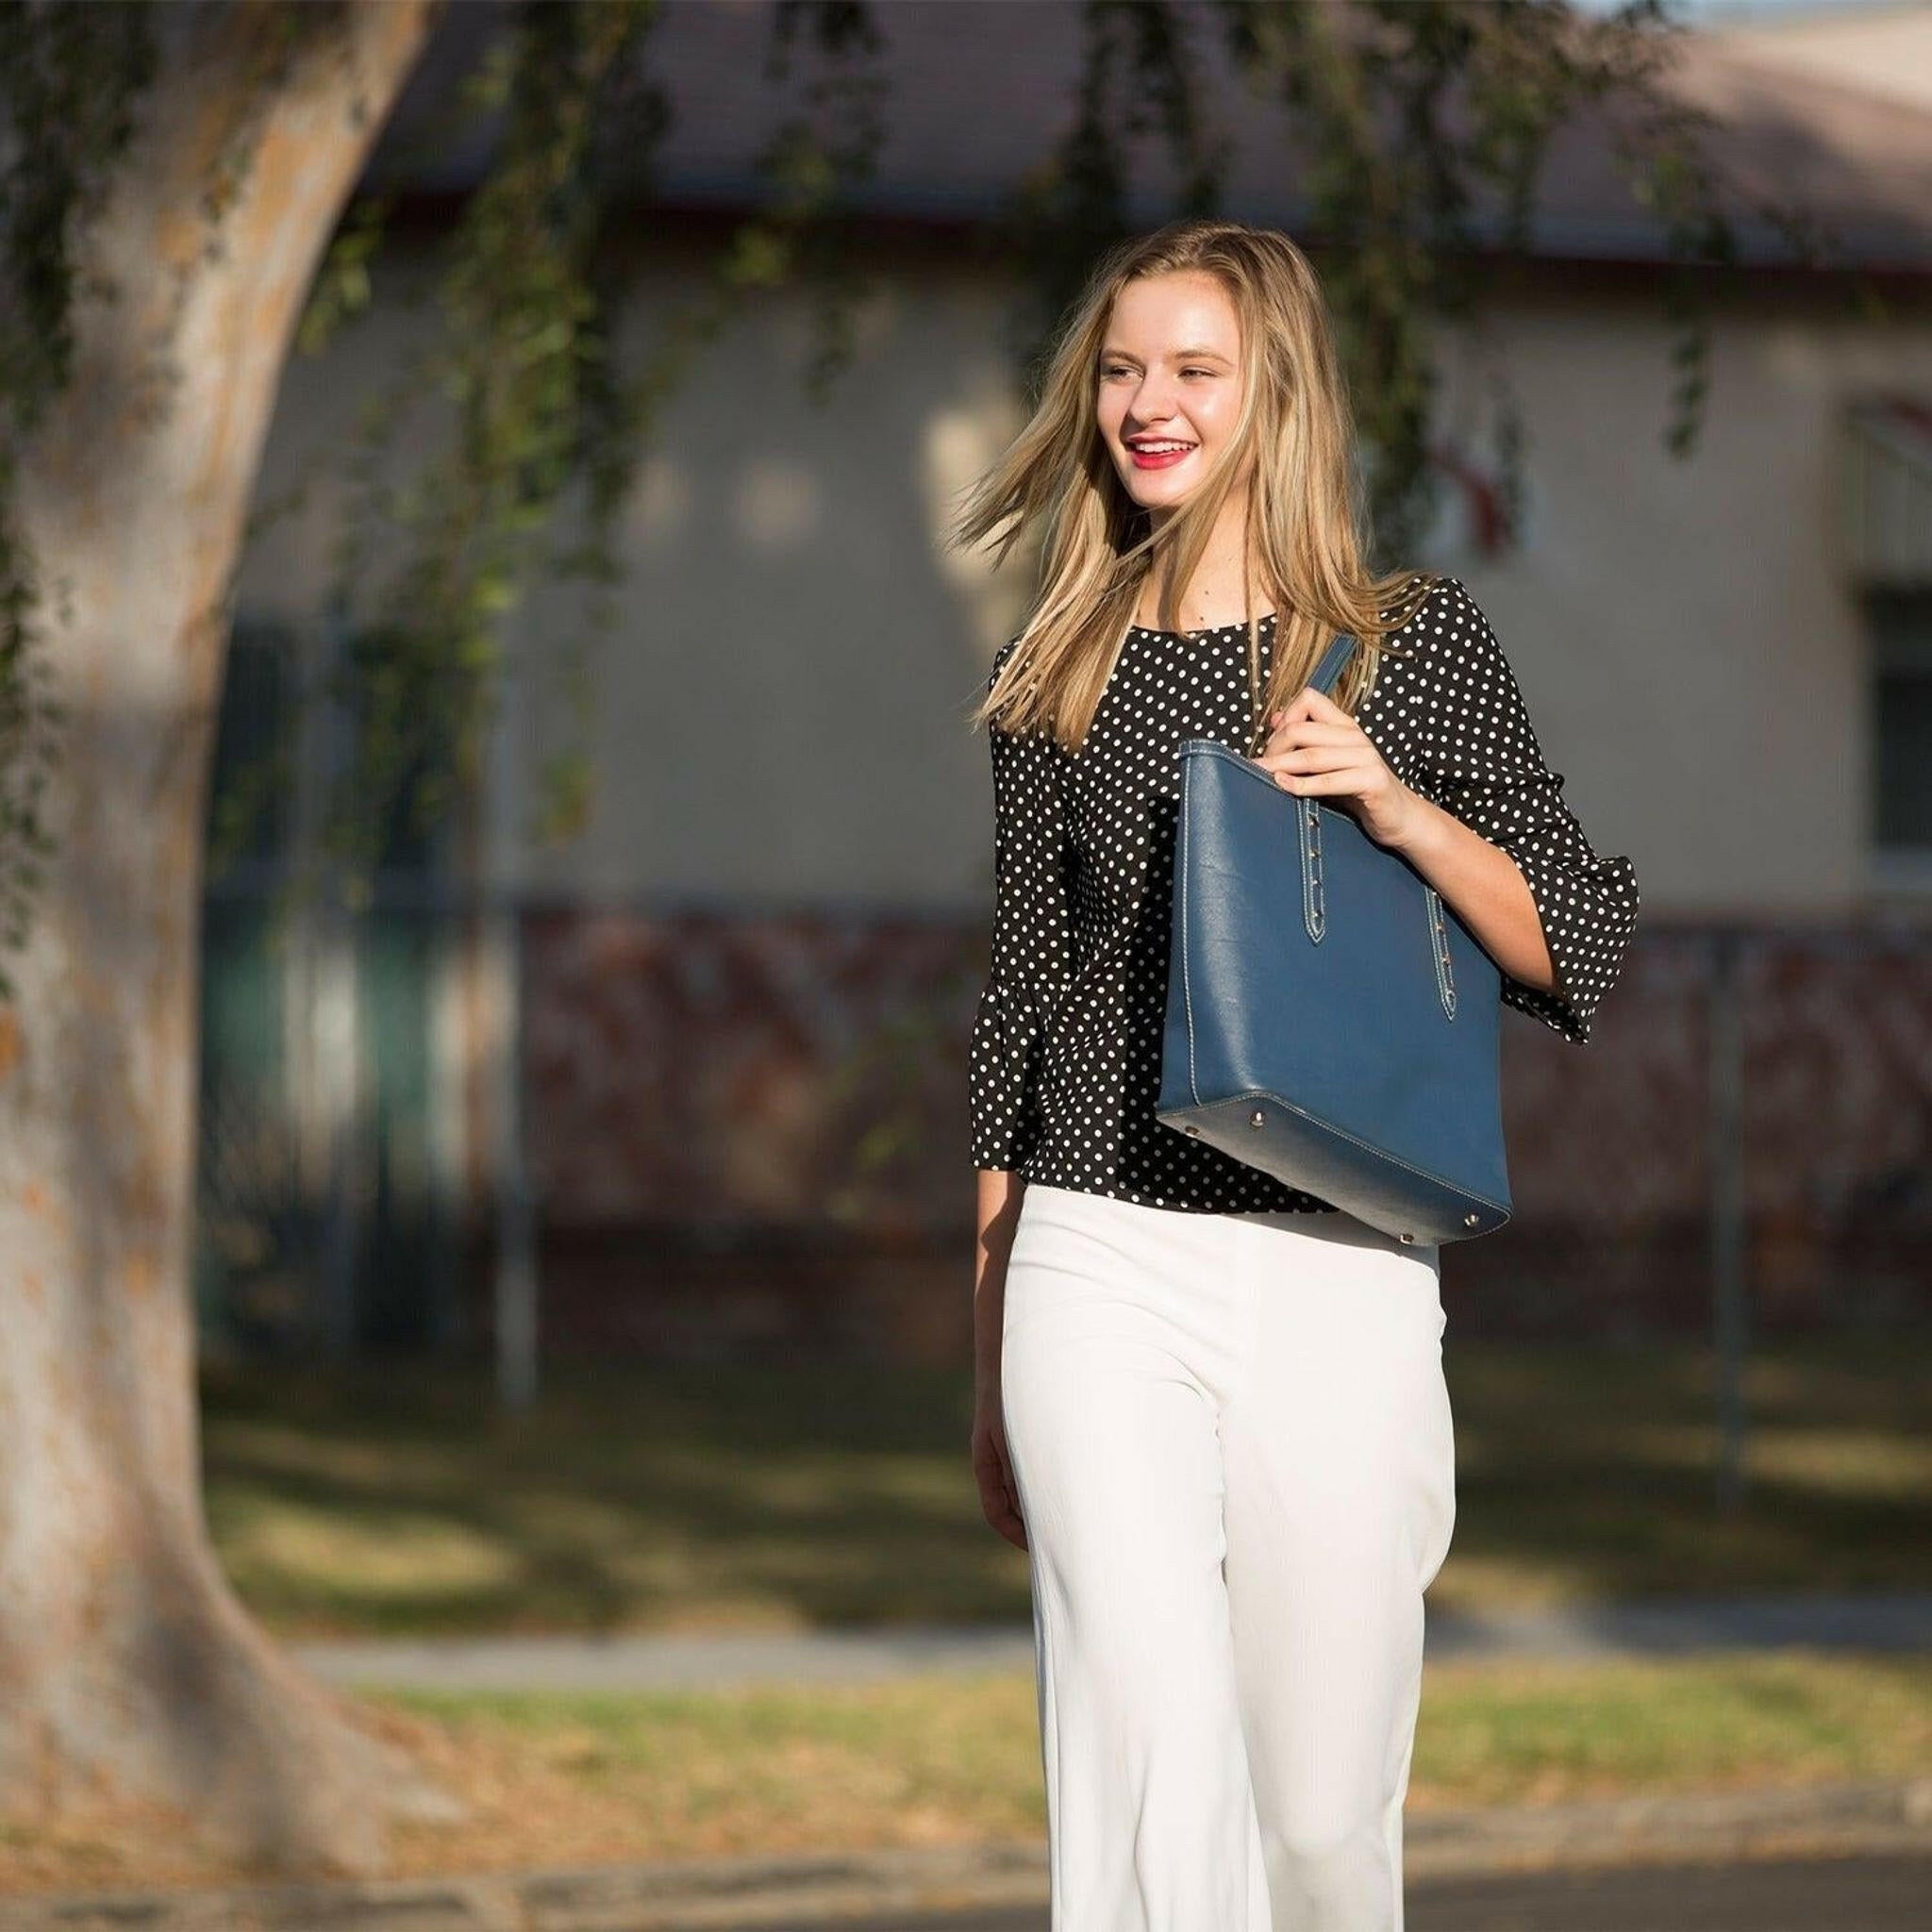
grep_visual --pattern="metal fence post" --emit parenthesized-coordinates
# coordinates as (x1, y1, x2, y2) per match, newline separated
(489, 656, 539, 1412)
(1709, 924, 1749, 1513)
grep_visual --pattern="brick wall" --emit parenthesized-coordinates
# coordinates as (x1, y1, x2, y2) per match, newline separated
(515, 909, 1932, 1359)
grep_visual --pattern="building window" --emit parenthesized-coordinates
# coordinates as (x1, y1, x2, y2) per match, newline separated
(1871, 590, 1932, 864)
(1841, 397, 1932, 892)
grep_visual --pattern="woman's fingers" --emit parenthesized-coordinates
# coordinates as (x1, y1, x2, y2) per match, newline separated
(1258, 714, 1357, 760)
(1255, 742, 1394, 802)
(1275, 685, 1349, 722)
(1255, 745, 1370, 780)
(1257, 741, 1361, 769)
(1259, 729, 1357, 761)
(972, 1421, 1028, 1550)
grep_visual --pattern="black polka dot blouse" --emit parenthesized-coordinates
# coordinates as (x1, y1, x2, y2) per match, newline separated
(967, 574, 1641, 1214)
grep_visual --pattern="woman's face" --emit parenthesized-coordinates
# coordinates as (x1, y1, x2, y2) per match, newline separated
(1094, 270, 1245, 516)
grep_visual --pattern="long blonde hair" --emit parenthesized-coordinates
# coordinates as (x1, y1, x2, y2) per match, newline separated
(947, 218, 1441, 752)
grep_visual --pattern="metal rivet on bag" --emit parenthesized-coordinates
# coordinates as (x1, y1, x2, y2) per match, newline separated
(1249, 1109, 1266, 1128)
(1400, 1232, 1415, 1244)
(1465, 1211, 1480, 1226)
(1184, 1124, 1202, 1136)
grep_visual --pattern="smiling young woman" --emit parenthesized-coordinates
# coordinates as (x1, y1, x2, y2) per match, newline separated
(943, 220, 1640, 1931)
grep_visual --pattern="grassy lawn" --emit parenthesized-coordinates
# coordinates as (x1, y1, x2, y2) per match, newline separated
(5, 1653, 1927, 1895)
(199, 1338, 1932, 1639)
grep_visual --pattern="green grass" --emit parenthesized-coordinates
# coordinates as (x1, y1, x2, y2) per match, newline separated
(376, 1649, 1932, 1809)
(8, 1651, 1924, 1894)
(357, 1653, 1932, 1868)
(1414, 1651, 1932, 1805)
(198, 1337, 1932, 1640)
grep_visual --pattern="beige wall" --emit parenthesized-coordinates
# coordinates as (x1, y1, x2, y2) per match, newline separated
(1709, 4, 1932, 120)
(233, 238, 1932, 921)
(1429, 281, 1932, 919)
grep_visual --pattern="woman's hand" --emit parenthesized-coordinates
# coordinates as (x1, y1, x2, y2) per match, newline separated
(971, 1387, 1028, 1552)
(1255, 685, 1424, 851)
(972, 1173, 1028, 1551)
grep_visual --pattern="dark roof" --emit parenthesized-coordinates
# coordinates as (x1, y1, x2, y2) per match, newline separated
(369, 0, 1932, 269)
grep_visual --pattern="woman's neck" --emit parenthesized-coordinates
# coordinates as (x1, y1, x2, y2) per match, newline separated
(1135, 499, 1272, 632)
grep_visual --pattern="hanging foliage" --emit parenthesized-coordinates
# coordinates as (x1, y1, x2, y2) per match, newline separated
(0, 0, 1856, 978)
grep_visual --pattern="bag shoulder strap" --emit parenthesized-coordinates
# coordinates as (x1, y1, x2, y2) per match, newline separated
(1240, 626, 1360, 757)
(1310, 630, 1357, 696)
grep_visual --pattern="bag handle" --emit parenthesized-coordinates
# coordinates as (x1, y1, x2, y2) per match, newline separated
(1288, 629, 1458, 1020)
(1310, 629, 1357, 696)
(1243, 628, 1357, 758)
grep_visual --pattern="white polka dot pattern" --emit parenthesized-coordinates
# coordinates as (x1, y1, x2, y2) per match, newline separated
(967, 575, 1641, 1212)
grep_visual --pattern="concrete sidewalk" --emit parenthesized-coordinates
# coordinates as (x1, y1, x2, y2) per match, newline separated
(11, 1781, 1932, 1930)
(9, 1593, 1922, 1930)
(291, 1589, 1932, 1694)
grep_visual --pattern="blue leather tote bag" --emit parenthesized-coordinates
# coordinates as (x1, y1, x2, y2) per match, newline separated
(1155, 630, 1512, 1246)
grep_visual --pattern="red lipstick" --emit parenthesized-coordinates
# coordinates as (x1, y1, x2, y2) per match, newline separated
(1127, 441, 1196, 471)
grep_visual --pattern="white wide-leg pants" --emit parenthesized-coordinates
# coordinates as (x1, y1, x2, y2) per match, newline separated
(999, 1182, 1457, 1932)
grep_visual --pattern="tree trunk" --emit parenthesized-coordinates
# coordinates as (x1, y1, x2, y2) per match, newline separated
(0, 0, 448, 1877)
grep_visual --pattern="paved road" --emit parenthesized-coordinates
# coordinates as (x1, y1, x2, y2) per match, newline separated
(294, 1591, 1932, 1693)
(740, 1853, 1932, 1932)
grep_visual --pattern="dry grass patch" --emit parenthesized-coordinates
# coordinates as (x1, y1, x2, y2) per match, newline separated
(5, 1652, 1926, 1899)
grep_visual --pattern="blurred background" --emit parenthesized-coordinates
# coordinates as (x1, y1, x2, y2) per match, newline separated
(0, 0, 1927, 1922)
(206, 0, 1932, 1367)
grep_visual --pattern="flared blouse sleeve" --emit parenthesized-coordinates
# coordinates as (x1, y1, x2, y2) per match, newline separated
(1399, 579, 1641, 1045)
(968, 639, 1074, 1170)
